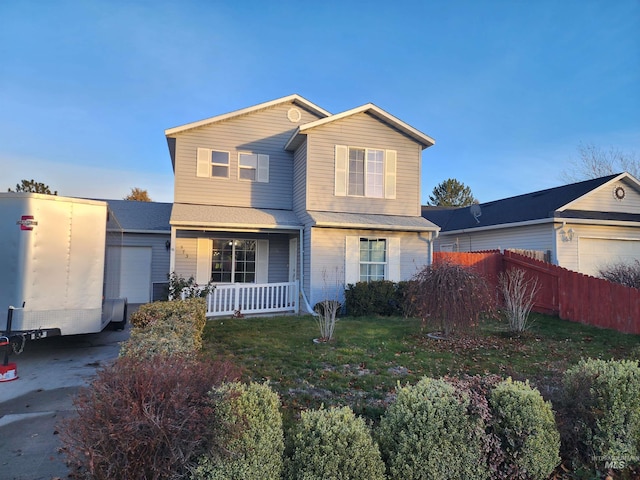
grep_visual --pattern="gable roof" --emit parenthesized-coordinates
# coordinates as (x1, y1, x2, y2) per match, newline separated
(422, 173, 640, 232)
(284, 103, 435, 151)
(164, 94, 331, 136)
(105, 199, 172, 233)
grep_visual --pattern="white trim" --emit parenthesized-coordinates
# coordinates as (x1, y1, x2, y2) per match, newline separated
(558, 172, 640, 212)
(285, 103, 435, 150)
(313, 221, 437, 232)
(439, 216, 640, 236)
(165, 94, 331, 136)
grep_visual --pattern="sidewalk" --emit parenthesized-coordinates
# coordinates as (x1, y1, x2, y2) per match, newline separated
(0, 325, 130, 480)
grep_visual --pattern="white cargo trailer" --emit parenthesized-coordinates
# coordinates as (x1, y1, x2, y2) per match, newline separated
(0, 192, 127, 338)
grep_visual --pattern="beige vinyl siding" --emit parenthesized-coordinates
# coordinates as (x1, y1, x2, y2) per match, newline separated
(293, 138, 308, 215)
(556, 223, 640, 274)
(568, 179, 640, 213)
(437, 224, 555, 258)
(174, 236, 198, 279)
(305, 112, 422, 216)
(307, 228, 431, 306)
(171, 102, 323, 209)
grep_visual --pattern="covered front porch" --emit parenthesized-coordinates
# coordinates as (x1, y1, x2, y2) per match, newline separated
(169, 203, 311, 317)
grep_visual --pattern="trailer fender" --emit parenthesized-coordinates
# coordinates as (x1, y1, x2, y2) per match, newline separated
(102, 298, 128, 331)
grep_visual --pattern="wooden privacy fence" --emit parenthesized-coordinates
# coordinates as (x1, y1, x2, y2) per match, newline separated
(434, 250, 640, 335)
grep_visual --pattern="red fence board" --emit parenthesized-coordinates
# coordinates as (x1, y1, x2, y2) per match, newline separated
(434, 250, 640, 335)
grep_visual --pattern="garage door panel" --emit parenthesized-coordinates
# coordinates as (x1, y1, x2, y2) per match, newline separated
(579, 238, 640, 277)
(120, 247, 152, 303)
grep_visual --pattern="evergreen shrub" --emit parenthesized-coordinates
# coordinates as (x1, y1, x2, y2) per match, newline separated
(490, 378, 560, 480)
(344, 280, 403, 317)
(562, 358, 640, 470)
(121, 298, 207, 358)
(285, 406, 386, 480)
(377, 377, 488, 480)
(192, 382, 284, 480)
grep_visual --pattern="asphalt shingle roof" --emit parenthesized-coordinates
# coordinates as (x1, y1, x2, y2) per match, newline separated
(104, 199, 172, 232)
(422, 174, 621, 232)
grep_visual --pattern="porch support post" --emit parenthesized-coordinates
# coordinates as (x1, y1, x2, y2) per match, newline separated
(169, 226, 177, 274)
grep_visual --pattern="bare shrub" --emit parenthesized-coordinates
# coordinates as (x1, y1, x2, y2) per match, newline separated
(313, 267, 343, 342)
(405, 261, 495, 336)
(599, 260, 640, 289)
(499, 268, 539, 332)
(61, 355, 241, 480)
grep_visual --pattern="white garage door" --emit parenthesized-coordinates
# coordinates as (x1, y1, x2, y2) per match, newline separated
(579, 238, 640, 277)
(120, 246, 152, 303)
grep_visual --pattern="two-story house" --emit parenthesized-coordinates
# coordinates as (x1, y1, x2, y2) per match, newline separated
(165, 95, 439, 316)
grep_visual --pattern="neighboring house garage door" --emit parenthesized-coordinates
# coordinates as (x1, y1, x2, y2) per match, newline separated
(579, 238, 640, 277)
(119, 246, 152, 304)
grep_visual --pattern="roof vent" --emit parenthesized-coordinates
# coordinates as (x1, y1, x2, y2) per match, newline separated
(287, 108, 302, 123)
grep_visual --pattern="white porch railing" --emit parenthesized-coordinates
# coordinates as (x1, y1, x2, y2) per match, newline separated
(203, 281, 299, 317)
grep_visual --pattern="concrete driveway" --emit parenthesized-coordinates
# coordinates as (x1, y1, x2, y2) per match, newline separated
(0, 325, 130, 480)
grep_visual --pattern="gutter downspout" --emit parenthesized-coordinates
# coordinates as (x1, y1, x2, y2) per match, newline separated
(299, 227, 316, 315)
(427, 229, 439, 265)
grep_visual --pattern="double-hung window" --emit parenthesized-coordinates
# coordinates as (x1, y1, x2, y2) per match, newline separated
(345, 236, 400, 284)
(335, 145, 396, 198)
(359, 238, 386, 282)
(239, 153, 270, 182)
(197, 148, 230, 178)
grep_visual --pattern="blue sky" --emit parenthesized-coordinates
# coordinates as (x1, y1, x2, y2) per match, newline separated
(1, 0, 638, 203)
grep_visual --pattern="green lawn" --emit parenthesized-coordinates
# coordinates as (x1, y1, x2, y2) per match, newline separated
(201, 313, 640, 423)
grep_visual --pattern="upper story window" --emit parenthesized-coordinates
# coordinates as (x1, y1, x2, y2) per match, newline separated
(335, 145, 396, 199)
(197, 148, 230, 178)
(196, 148, 269, 183)
(239, 153, 270, 183)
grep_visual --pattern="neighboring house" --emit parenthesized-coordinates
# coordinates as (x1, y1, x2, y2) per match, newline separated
(165, 94, 439, 315)
(104, 200, 172, 304)
(422, 172, 640, 277)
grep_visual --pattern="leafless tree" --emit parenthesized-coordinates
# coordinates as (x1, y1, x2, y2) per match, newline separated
(561, 142, 639, 182)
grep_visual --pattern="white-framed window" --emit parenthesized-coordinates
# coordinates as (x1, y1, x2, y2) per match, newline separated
(211, 239, 256, 283)
(345, 236, 401, 284)
(335, 145, 396, 199)
(196, 148, 230, 178)
(359, 238, 386, 282)
(196, 238, 269, 284)
(239, 153, 269, 183)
